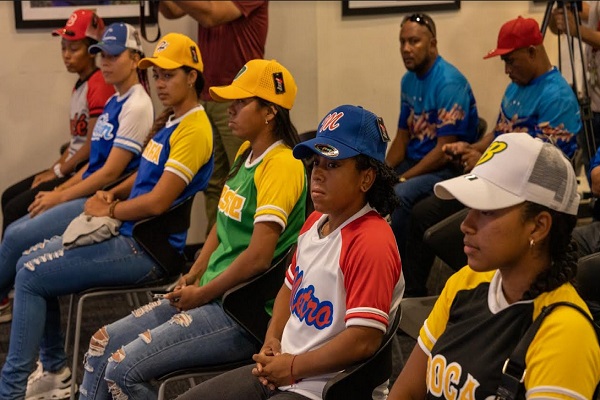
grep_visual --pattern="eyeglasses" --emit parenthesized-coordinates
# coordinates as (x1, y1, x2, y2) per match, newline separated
(401, 14, 436, 37)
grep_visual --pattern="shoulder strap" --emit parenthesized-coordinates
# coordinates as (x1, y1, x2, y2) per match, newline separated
(139, 0, 161, 43)
(495, 301, 600, 400)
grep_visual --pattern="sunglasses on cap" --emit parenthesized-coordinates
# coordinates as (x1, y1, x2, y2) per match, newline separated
(401, 13, 436, 37)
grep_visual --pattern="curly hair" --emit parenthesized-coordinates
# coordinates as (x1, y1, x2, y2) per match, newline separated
(355, 155, 400, 217)
(521, 201, 578, 300)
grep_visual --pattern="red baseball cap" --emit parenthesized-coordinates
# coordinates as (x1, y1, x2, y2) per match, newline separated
(51, 9, 105, 42)
(483, 16, 543, 59)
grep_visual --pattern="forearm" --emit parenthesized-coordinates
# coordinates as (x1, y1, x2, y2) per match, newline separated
(158, 1, 186, 19)
(59, 165, 125, 202)
(292, 326, 383, 380)
(473, 133, 494, 153)
(163, 0, 242, 27)
(264, 285, 292, 343)
(59, 167, 85, 190)
(401, 144, 452, 179)
(579, 24, 600, 49)
(187, 224, 220, 282)
(386, 129, 409, 168)
(60, 142, 90, 176)
(592, 168, 600, 195)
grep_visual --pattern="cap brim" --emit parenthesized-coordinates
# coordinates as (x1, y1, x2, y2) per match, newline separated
(51, 30, 85, 41)
(209, 85, 255, 103)
(138, 56, 183, 70)
(292, 137, 360, 160)
(483, 47, 514, 59)
(89, 43, 126, 56)
(434, 173, 525, 210)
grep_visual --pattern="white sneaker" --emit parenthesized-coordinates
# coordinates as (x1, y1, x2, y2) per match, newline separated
(25, 366, 76, 400)
(28, 360, 43, 382)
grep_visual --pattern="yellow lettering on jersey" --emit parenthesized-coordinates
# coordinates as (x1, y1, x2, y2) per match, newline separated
(217, 184, 246, 222)
(427, 354, 480, 400)
(142, 140, 163, 165)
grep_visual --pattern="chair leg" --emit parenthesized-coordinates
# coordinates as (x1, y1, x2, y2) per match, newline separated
(70, 294, 87, 400)
(64, 294, 75, 350)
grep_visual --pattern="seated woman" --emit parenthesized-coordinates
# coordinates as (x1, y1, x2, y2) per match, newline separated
(0, 22, 154, 320)
(1, 9, 114, 236)
(177, 104, 405, 400)
(390, 133, 600, 399)
(76, 58, 307, 400)
(0, 33, 212, 400)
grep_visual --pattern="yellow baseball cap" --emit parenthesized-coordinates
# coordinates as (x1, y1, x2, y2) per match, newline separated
(138, 33, 203, 72)
(209, 59, 297, 110)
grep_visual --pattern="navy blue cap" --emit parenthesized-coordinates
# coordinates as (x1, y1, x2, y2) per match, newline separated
(293, 105, 390, 163)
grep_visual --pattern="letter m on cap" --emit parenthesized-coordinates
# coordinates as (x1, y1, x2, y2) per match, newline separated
(319, 112, 344, 133)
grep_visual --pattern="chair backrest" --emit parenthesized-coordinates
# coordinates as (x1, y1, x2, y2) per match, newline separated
(321, 309, 402, 400)
(477, 117, 488, 140)
(132, 195, 195, 278)
(577, 253, 600, 303)
(222, 245, 296, 344)
(423, 207, 469, 272)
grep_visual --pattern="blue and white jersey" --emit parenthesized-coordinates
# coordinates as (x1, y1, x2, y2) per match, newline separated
(494, 67, 581, 158)
(398, 56, 479, 161)
(83, 84, 153, 179)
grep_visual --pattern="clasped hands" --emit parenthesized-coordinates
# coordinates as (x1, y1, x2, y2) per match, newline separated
(252, 338, 296, 390)
(442, 141, 481, 173)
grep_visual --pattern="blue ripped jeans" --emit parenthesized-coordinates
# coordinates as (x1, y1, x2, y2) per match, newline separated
(0, 234, 164, 400)
(0, 198, 86, 300)
(78, 300, 260, 400)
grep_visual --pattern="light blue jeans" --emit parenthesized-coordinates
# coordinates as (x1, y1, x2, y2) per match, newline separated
(0, 234, 163, 400)
(0, 198, 87, 300)
(79, 300, 260, 400)
(391, 159, 457, 257)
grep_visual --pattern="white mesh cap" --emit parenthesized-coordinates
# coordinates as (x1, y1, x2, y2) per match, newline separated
(434, 132, 580, 215)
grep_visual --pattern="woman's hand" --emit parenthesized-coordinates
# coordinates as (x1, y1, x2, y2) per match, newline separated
(28, 190, 64, 217)
(31, 170, 57, 189)
(252, 352, 296, 388)
(253, 338, 283, 388)
(165, 285, 207, 311)
(84, 194, 111, 217)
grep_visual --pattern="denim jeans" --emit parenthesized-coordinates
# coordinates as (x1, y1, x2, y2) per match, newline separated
(0, 197, 86, 300)
(0, 234, 163, 400)
(391, 159, 457, 258)
(79, 301, 260, 400)
(176, 364, 311, 400)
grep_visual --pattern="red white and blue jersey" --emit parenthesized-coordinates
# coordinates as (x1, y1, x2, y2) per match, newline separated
(280, 205, 404, 400)
(83, 84, 153, 179)
(67, 68, 114, 159)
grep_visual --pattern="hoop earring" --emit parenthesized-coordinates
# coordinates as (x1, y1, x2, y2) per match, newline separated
(529, 238, 535, 248)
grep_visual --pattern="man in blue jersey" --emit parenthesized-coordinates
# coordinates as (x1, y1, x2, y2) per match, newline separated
(386, 13, 479, 258)
(402, 15, 583, 297)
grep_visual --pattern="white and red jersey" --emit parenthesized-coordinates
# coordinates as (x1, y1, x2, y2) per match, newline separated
(280, 204, 404, 400)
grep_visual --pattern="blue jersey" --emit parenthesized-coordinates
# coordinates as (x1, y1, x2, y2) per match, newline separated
(398, 56, 479, 161)
(494, 67, 581, 158)
(120, 106, 214, 252)
(84, 84, 153, 179)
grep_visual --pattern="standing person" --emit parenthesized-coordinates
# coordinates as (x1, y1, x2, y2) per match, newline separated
(1, 9, 114, 236)
(176, 105, 404, 400)
(389, 133, 600, 399)
(386, 13, 479, 259)
(77, 58, 306, 400)
(159, 0, 268, 232)
(0, 22, 153, 324)
(0, 32, 213, 400)
(402, 15, 583, 298)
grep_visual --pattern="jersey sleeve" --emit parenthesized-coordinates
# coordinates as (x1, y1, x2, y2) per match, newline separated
(398, 77, 410, 130)
(535, 89, 581, 158)
(114, 89, 153, 156)
(339, 218, 402, 333)
(434, 82, 473, 138)
(87, 71, 115, 117)
(253, 148, 306, 231)
(166, 112, 213, 184)
(524, 305, 600, 399)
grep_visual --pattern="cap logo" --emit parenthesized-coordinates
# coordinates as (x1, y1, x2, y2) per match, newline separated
(156, 40, 168, 53)
(314, 144, 339, 158)
(133, 31, 141, 47)
(190, 46, 198, 63)
(66, 13, 77, 27)
(319, 112, 344, 133)
(234, 65, 247, 80)
(377, 117, 390, 142)
(273, 72, 285, 94)
(476, 140, 508, 167)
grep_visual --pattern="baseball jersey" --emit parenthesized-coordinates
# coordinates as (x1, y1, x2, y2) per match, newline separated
(197, 1, 267, 101)
(199, 140, 307, 287)
(83, 84, 153, 179)
(120, 105, 214, 250)
(494, 67, 581, 158)
(67, 68, 114, 158)
(398, 56, 479, 161)
(419, 267, 600, 399)
(279, 205, 405, 400)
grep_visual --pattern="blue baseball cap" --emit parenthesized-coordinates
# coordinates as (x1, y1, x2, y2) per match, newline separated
(293, 105, 390, 163)
(89, 22, 143, 56)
